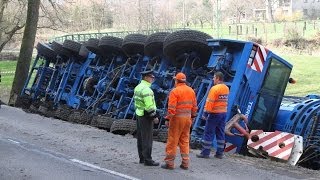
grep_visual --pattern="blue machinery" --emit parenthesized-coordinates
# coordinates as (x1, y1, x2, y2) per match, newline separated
(18, 30, 320, 169)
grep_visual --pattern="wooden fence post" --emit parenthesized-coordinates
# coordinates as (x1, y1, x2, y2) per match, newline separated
(255, 28, 258, 37)
(236, 25, 239, 39)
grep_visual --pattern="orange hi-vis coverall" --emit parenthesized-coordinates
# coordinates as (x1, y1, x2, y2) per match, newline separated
(200, 83, 229, 156)
(164, 83, 198, 168)
(204, 83, 229, 113)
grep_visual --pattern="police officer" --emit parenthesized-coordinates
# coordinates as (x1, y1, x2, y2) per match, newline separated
(161, 72, 198, 170)
(133, 70, 159, 166)
(197, 71, 229, 159)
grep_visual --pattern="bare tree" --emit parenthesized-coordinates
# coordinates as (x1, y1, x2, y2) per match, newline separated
(9, 0, 41, 106)
(265, 0, 278, 23)
(0, 0, 27, 52)
(195, 0, 212, 28)
(225, 0, 255, 23)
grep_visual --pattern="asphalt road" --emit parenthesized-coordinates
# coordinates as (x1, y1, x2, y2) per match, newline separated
(0, 105, 319, 180)
(0, 137, 135, 180)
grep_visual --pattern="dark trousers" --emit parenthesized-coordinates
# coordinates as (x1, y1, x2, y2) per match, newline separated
(201, 113, 226, 156)
(136, 115, 154, 163)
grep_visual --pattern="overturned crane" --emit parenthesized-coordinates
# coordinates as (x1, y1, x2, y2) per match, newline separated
(16, 29, 320, 170)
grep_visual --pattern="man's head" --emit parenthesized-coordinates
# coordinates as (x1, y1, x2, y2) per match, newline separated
(174, 72, 186, 84)
(141, 70, 155, 83)
(213, 71, 224, 85)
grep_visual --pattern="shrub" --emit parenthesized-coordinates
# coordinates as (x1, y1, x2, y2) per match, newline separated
(313, 31, 320, 46)
(247, 37, 263, 45)
(272, 38, 284, 47)
(283, 28, 306, 49)
(285, 28, 302, 40)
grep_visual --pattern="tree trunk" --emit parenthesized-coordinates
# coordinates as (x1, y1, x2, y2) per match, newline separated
(8, 0, 41, 106)
(266, 0, 275, 23)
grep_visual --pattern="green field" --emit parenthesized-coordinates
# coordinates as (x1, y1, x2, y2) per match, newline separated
(0, 60, 17, 102)
(283, 54, 320, 96)
(0, 60, 17, 87)
(191, 20, 320, 43)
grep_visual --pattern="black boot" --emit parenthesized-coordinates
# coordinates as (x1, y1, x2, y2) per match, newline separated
(144, 160, 159, 166)
(160, 164, 174, 170)
(179, 164, 188, 170)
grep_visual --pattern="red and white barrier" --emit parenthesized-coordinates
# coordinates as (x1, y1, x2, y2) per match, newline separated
(247, 130, 303, 165)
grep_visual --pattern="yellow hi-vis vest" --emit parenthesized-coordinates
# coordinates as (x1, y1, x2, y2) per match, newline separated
(133, 80, 157, 117)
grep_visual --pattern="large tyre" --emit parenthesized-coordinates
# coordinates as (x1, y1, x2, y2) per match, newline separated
(68, 110, 82, 123)
(85, 38, 101, 55)
(36, 42, 57, 63)
(55, 104, 71, 121)
(51, 41, 70, 62)
(15, 95, 32, 109)
(110, 119, 137, 135)
(99, 36, 124, 55)
(62, 40, 88, 62)
(78, 112, 93, 125)
(190, 140, 202, 150)
(41, 101, 55, 117)
(38, 103, 48, 116)
(122, 34, 147, 56)
(153, 128, 168, 143)
(45, 108, 56, 118)
(78, 44, 89, 61)
(163, 30, 212, 68)
(91, 115, 115, 131)
(144, 32, 170, 57)
(29, 100, 41, 114)
(29, 104, 38, 114)
(63, 40, 82, 56)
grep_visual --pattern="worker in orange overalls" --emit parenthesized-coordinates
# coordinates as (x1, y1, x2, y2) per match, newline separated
(161, 72, 198, 170)
(196, 71, 229, 159)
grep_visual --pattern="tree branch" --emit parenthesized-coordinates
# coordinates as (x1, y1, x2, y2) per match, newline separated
(37, 25, 67, 33)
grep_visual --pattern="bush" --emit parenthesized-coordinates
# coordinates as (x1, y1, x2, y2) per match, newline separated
(247, 37, 263, 45)
(0, 52, 18, 61)
(285, 28, 302, 40)
(284, 38, 308, 50)
(272, 38, 284, 47)
(283, 28, 306, 49)
(313, 31, 320, 46)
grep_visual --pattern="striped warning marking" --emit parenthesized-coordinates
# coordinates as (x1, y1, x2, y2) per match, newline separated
(247, 44, 269, 73)
(224, 142, 237, 154)
(247, 130, 295, 161)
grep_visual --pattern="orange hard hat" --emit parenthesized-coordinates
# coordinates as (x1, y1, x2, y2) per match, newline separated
(174, 72, 186, 82)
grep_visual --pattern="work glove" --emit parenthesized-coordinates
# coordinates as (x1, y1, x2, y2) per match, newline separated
(153, 117, 159, 124)
(165, 119, 169, 128)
